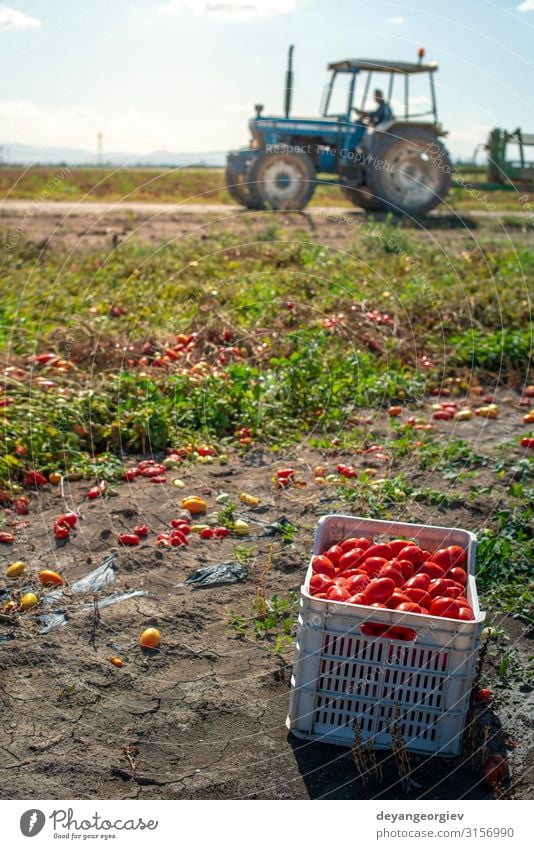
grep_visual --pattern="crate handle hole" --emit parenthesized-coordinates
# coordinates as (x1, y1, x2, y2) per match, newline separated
(360, 622, 417, 642)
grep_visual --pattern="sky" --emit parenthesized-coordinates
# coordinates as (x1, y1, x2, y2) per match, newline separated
(1, 0, 534, 162)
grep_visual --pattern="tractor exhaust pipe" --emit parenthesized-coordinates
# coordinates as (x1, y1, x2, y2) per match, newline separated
(284, 44, 294, 118)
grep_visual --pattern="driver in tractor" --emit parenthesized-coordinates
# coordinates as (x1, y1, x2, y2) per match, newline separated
(353, 88, 393, 126)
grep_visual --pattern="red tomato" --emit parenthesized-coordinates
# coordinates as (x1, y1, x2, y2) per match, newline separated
(448, 566, 467, 585)
(475, 688, 492, 702)
(378, 566, 404, 587)
(325, 544, 343, 567)
(0, 531, 14, 544)
(395, 602, 423, 614)
(388, 539, 417, 556)
(365, 577, 395, 603)
(360, 556, 388, 575)
(398, 545, 428, 566)
(338, 548, 366, 572)
(327, 585, 350, 602)
(133, 524, 148, 537)
(118, 533, 140, 546)
(391, 559, 414, 580)
(311, 555, 336, 577)
(171, 530, 188, 545)
(199, 528, 214, 539)
(521, 437, 534, 449)
(314, 592, 328, 599)
(458, 606, 474, 621)
(403, 588, 432, 609)
(482, 754, 506, 788)
(369, 602, 387, 608)
(58, 512, 78, 527)
(87, 485, 101, 499)
(340, 536, 371, 553)
(13, 497, 29, 515)
(23, 470, 48, 487)
(54, 520, 70, 540)
(365, 543, 393, 560)
(123, 469, 137, 482)
(309, 574, 333, 594)
(214, 526, 231, 539)
(344, 574, 368, 595)
(429, 596, 461, 619)
(339, 567, 366, 579)
(386, 591, 412, 609)
(431, 545, 466, 569)
(348, 592, 368, 606)
(360, 622, 382, 637)
(404, 573, 431, 591)
(419, 561, 446, 579)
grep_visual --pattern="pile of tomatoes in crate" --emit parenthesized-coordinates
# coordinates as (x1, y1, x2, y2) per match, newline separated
(309, 536, 475, 622)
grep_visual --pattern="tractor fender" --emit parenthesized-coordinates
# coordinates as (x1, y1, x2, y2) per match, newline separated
(360, 122, 444, 160)
(226, 147, 263, 176)
(374, 121, 446, 139)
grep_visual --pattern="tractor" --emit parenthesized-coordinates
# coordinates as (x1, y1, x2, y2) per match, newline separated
(226, 46, 452, 216)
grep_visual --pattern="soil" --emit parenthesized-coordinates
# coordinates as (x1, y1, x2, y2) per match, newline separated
(1, 201, 533, 254)
(0, 411, 532, 801)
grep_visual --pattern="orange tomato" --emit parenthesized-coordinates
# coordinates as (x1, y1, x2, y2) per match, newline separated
(39, 569, 64, 587)
(140, 627, 161, 649)
(181, 496, 207, 515)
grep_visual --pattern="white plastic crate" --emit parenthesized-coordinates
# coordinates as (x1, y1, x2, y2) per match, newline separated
(287, 514, 486, 757)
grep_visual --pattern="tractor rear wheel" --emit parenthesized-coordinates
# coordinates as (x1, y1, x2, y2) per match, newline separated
(365, 127, 451, 216)
(225, 166, 255, 208)
(339, 179, 385, 211)
(248, 150, 316, 211)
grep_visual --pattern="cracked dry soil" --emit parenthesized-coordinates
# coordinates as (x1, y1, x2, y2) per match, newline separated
(0, 430, 532, 800)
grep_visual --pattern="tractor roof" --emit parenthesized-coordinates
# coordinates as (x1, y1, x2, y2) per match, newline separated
(328, 58, 438, 74)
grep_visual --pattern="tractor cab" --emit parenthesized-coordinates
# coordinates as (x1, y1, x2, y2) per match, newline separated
(226, 47, 452, 215)
(321, 56, 441, 129)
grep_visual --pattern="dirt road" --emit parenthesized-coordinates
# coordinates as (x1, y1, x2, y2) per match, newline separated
(0, 199, 530, 254)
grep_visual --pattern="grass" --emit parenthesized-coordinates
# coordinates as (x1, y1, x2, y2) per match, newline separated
(1, 165, 533, 211)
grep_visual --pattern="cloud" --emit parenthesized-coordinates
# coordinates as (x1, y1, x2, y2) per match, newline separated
(386, 15, 404, 25)
(159, 0, 297, 20)
(517, 1, 534, 11)
(0, 5, 40, 28)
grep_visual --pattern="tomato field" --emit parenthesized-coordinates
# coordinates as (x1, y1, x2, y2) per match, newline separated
(0, 199, 532, 800)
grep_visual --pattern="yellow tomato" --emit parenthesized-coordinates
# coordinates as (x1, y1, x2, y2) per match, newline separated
(239, 492, 260, 507)
(6, 561, 25, 578)
(233, 519, 249, 536)
(20, 592, 39, 610)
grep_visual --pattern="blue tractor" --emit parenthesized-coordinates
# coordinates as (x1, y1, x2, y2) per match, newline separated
(226, 47, 452, 216)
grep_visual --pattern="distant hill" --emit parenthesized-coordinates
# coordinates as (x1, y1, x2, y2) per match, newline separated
(0, 142, 226, 168)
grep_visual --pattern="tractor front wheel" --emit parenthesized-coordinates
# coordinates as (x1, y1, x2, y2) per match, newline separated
(366, 127, 452, 216)
(225, 165, 255, 208)
(248, 150, 316, 211)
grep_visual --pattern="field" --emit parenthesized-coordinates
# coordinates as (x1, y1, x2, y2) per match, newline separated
(1, 165, 534, 213)
(0, 192, 532, 800)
